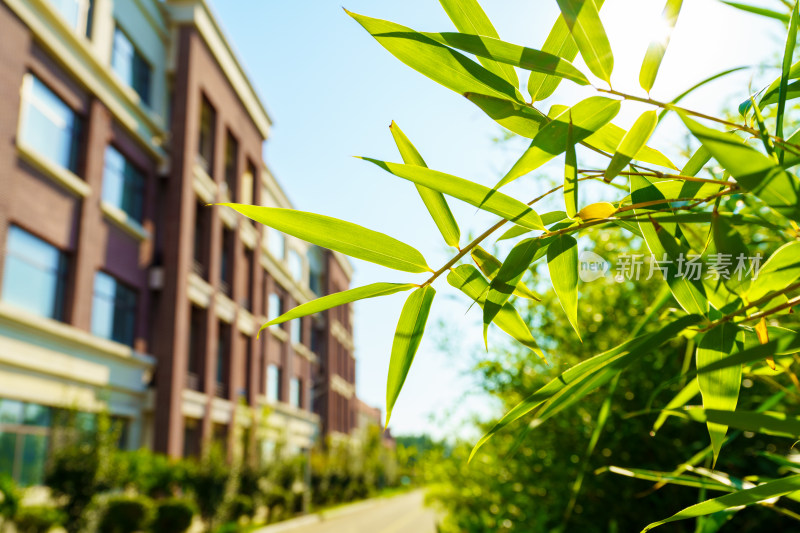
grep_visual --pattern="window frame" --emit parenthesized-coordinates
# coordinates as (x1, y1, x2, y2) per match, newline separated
(102, 145, 145, 223)
(90, 270, 138, 347)
(111, 25, 152, 106)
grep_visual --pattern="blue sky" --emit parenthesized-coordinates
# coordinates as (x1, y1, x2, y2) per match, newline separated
(207, 0, 784, 439)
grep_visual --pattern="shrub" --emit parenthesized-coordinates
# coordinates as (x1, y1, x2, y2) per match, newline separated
(228, 494, 254, 521)
(96, 494, 153, 533)
(184, 448, 229, 521)
(0, 474, 19, 521)
(151, 498, 196, 533)
(13, 505, 65, 533)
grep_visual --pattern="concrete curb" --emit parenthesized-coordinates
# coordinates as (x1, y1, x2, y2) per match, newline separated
(251, 490, 421, 532)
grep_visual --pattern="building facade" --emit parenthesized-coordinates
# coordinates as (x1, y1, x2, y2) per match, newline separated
(0, 0, 356, 485)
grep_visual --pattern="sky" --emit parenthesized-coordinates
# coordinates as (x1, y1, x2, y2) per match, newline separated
(206, 0, 786, 439)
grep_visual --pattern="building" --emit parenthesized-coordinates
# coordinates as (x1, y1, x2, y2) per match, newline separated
(0, 0, 356, 485)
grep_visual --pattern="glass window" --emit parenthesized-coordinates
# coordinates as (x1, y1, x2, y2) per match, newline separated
(220, 229, 233, 296)
(111, 26, 151, 106)
(267, 293, 282, 323)
(0, 400, 23, 425)
(266, 364, 281, 403)
(288, 250, 303, 281)
(240, 161, 256, 205)
(308, 247, 325, 296)
(23, 404, 51, 428)
(20, 75, 82, 174)
(102, 146, 145, 222)
(216, 322, 230, 398)
(91, 271, 137, 346)
(224, 132, 238, 201)
(268, 229, 285, 260)
(2, 227, 67, 320)
(290, 378, 301, 408)
(47, 0, 93, 37)
(198, 96, 215, 173)
(291, 319, 302, 345)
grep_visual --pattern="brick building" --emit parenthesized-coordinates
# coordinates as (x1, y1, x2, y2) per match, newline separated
(0, 0, 358, 485)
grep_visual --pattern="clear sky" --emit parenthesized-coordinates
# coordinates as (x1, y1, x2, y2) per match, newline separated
(206, 0, 784, 439)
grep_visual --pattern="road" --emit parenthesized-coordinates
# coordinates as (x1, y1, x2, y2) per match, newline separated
(258, 490, 438, 533)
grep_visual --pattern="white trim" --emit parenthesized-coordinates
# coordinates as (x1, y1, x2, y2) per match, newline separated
(100, 201, 151, 241)
(17, 142, 90, 197)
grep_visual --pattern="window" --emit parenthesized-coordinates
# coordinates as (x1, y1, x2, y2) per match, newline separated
(0, 399, 52, 486)
(243, 248, 254, 311)
(193, 201, 210, 279)
(102, 146, 145, 222)
(20, 75, 82, 174)
(267, 293, 282, 323)
(243, 334, 252, 401)
(308, 247, 325, 296)
(268, 228, 285, 260)
(290, 378, 301, 408)
(187, 306, 205, 391)
(240, 161, 256, 205)
(220, 229, 234, 296)
(291, 319, 302, 345)
(223, 132, 238, 201)
(288, 250, 303, 281)
(216, 322, 230, 398)
(2, 227, 67, 320)
(47, 0, 93, 37)
(111, 26, 151, 106)
(91, 271, 137, 346)
(197, 96, 216, 173)
(266, 364, 281, 403)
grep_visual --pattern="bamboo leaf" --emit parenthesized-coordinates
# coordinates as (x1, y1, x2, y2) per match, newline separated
(498, 97, 621, 188)
(547, 234, 581, 339)
(470, 315, 702, 461)
(778, 1, 799, 162)
(483, 239, 546, 345)
(360, 158, 545, 230)
(639, 0, 683, 93)
(465, 93, 546, 138)
(652, 377, 700, 434)
(680, 113, 800, 220)
(389, 122, 461, 248)
(643, 474, 800, 531)
(470, 246, 541, 300)
(386, 286, 436, 425)
(219, 204, 431, 273)
(719, 1, 791, 23)
(679, 408, 800, 439)
(576, 202, 616, 221)
(605, 465, 735, 493)
(259, 283, 416, 334)
(438, 0, 519, 87)
(447, 265, 545, 358)
(696, 323, 742, 465)
(423, 32, 590, 86)
(556, 0, 614, 83)
(527, 0, 607, 101)
(346, 11, 524, 103)
(746, 241, 800, 301)
(584, 122, 677, 170)
(712, 213, 751, 294)
(605, 110, 659, 181)
(565, 119, 578, 218)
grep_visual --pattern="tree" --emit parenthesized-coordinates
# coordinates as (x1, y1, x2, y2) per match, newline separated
(217, 1, 800, 529)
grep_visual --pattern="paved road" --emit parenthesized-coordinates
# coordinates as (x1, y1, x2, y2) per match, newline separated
(259, 490, 438, 533)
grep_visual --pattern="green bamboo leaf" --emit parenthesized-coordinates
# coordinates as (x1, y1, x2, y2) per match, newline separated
(605, 110, 659, 181)
(679, 408, 800, 439)
(556, 0, 614, 83)
(470, 246, 541, 300)
(346, 10, 525, 103)
(219, 204, 431, 274)
(712, 213, 751, 294)
(584, 122, 677, 170)
(360, 158, 544, 230)
(681, 113, 800, 220)
(565, 119, 578, 218)
(682, 146, 712, 177)
(777, 1, 799, 162)
(386, 286, 436, 426)
(547, 234, 581, 339)
(630, 175, 709, 316)
(652, 378, 700, 434)
(483, 239, 546, 345)
(605, 465, 735, 493)
(643, 474, 800, 531)
(389, 122, 461, 248)
(696, 323, 742, 465)
(464, 93, 546, 138)
(746, 241, 800, 302)
(447, 265, 545, 358)
(423, 32, 590, 86)
(639, 0, 683, 93)
(438, 0, 519, 87)
(470, 314, 702, 461)
(750, 97, 777, 157)
(719, 1, 791, 22)
(498, 97, 620, 188)
(259, 283, 417, 334)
